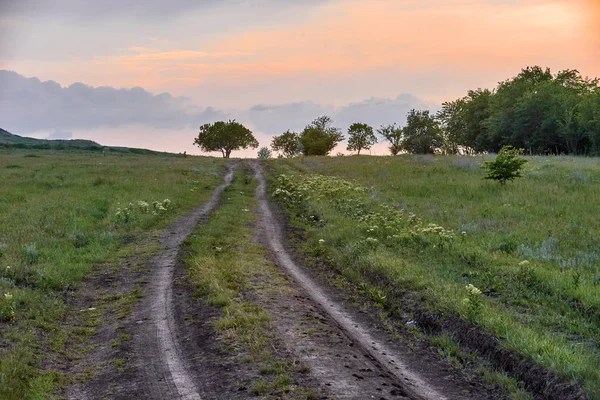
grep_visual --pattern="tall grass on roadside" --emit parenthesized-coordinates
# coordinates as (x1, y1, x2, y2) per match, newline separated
(0, 150, 226, 399)
(268, 155, 600, 398)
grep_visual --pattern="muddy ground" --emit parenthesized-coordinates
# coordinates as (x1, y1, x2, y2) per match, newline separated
(60, 162, 510, 400)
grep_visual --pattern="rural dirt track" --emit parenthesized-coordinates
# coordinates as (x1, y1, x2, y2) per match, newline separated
(67, 161, 503, 400)
(68, 163, 237, 400)
(132, 162, 237, 400)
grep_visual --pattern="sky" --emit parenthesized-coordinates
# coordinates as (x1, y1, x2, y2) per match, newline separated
(1, 0, 599, 156)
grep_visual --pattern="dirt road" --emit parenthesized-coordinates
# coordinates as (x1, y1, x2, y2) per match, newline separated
(66, 162, 502, 399)
(68, 164, 237, 399)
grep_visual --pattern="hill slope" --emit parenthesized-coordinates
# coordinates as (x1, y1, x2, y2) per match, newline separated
(0, 128, 166, 155)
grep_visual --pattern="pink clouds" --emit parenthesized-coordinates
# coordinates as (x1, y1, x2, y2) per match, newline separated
(104, 0, 598, 98)
(2, 0, 598, 111)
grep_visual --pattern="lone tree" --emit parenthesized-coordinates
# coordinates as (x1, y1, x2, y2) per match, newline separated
(271, 130, 301, 157)
(402, 109, 443, 154)
(483, 145, 528, 184)
(194, 120, 258, 158)
(347, 123, 376, 155)
(257, 147, 272, 159)
(299, 116, 344, 156)
(377, 123, 404, 155)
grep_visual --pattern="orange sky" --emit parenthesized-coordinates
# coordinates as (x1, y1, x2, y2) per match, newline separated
(585, 0, 600, 40)
(116, 0, 600, 94)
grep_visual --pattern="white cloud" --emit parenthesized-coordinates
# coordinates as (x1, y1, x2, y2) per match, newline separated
(0, 70, 222, 133)
(1, 70, 439, 157)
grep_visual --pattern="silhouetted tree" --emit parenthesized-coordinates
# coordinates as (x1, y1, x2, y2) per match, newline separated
(347, 123, 376, 155)
(271, 130, 301, 157)
(377, 123, 404, 155)
(299, 116, 344, 156)
(402, 109, 442, 154)
(257, 147, 272, 159)
(194, 120, 258, 158)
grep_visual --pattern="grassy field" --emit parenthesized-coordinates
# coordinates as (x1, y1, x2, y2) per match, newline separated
(2, 148, 598, 398)
(0, 149, 226, 399)
(267, 154, 600, 398)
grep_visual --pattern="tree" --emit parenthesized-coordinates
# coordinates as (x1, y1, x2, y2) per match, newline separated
(194, 120, 258, 158)
(483, 146, 528, 184)
(433, 66, 600, 156)
(485, 67, 562, 154)
(377, 124, 403, 155)
(576, 91, 600, 155)
(402, 109, 443, 154)
(437, 98, 466, 155)
(346, 123, 376, 154)
(271, 130, 301, 157)
(437, 89, 492, 154)
(299, 116, 344, 156)
(257, 147, 272, 159)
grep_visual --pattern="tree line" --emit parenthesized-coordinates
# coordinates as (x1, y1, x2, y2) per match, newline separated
(438, 66, 600, 155)
(194, 66, 600, 157)
(269, 110, 447, 157)
(269, 66, 600, 157)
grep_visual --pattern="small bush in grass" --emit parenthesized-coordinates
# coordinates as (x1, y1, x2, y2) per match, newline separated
(483, 146, 527, 184)
(257, 147, 272, 159)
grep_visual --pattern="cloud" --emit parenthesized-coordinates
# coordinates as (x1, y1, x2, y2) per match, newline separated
(334, 95, 439, 130)
(0, 70, 222, 133)
(243, 102, 333, 134)
(243, 94, 438, 135)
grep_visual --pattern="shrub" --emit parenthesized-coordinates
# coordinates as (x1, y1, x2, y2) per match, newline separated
(483, 146, 527, 184)
(257, 147, 272, 159)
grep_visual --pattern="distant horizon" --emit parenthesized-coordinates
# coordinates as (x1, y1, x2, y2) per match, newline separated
(1, 0, 598, 157)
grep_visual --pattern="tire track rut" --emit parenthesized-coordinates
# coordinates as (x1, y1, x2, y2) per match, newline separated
(138, 162, 236, 399)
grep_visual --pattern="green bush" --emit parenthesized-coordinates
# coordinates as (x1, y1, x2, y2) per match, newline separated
(483, 146, 527, 184)
(257, 147, 272, 159)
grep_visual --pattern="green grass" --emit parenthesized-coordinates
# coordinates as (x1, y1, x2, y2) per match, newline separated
(0, 149, 227, 399)
(183, 163, 310, 398)
(289, 155, 600, 273)
(267, 154, 600, 398)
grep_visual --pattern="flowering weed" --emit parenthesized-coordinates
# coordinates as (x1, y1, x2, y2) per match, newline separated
(462, 284, 482, 319)
(0, 292, 16, 322)
(116, 199, 172, 222)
